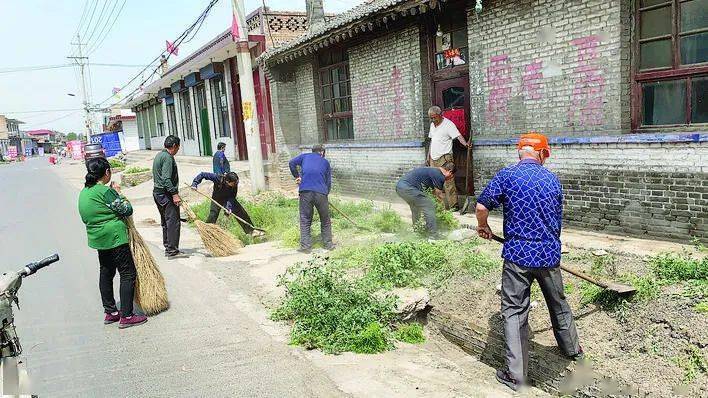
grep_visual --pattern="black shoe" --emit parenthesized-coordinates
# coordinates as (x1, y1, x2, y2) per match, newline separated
(324, 244, 336, 251)
(495, 369, 520, 392)
(297, 248, 311, 254)
(166, 251, 189, 259)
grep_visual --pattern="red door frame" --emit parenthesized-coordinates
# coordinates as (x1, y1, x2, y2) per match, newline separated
(228, 57, 248, 160)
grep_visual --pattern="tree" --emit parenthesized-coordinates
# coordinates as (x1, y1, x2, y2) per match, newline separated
(66, 132, 77, 141)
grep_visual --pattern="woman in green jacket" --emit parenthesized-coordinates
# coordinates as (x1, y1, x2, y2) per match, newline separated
(78, 158, 147, 329)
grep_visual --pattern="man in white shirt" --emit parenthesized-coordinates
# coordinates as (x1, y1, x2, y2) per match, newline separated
(427, 106, 470, 210)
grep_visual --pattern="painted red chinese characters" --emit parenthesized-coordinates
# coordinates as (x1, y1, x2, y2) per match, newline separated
(522, 60, 543, 100)
(568, 35, 605, 126)
(486, 54, 512, 126)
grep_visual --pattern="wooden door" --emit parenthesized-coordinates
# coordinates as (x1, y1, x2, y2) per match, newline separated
(434, 76, 472, 197)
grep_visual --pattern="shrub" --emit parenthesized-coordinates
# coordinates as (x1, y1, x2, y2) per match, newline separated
(394, 323, 425, 344)
(109, 159, 125, 170)
(123, 166, 150, 174)
(369, 241, 447, 287)
(372, 209, 403, 233)
(272, 261, 396, 354)
(650, 253, 708, 282)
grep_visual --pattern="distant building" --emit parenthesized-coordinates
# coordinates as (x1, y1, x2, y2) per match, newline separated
(105, 107, 140, 152)
(0, 115, 25, 156)
(125, 6, 317, 160)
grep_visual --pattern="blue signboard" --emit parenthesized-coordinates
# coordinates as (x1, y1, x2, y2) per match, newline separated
(90, 132, 122, 157)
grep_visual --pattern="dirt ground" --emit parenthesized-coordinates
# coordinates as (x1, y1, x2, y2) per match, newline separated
(432, 240, 708, 397)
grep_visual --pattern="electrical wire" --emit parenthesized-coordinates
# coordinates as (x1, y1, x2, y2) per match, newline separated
(83, 0, 113, 47)
(86, 0, 127, 55)
(86, 0, 118, 51)
(73, 0, 91, 39)
(97, 0, 221, 108)
(0, 64, 72, 74)
(79, 0, 99, 40)
(4, 108, 84, 114)
(29, 111, 81, 126)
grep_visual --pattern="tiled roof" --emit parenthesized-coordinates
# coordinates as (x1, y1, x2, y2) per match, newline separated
(261, 0, 416, 62)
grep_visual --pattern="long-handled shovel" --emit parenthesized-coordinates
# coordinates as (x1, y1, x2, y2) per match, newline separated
(329, 202, 373, 232)
(489, 233, 636, 295)
(186, 183, 267, 234)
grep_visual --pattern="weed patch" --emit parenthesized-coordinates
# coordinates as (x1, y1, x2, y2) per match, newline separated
(673, 345, 708, 383)
(394, 323, 425, 344)
(123, 166, 150, 174)
(650, 253, 708, 282)
(272, 259, 396, 354)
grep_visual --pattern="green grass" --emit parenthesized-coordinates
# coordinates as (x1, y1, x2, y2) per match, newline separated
(272, 259, 396, 354)
(109, 159, 125, 170)
(394, 323, 425, 344)
(673, 345, 708, 383)
(650, 252, 708, 282)
(695, 301, 708, 313)
(123, 166, 150, 174)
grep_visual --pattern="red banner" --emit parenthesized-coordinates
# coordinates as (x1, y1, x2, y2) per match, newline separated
(442, 108, 468, 138)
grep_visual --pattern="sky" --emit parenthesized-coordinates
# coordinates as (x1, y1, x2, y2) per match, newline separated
(0, 0, 363, 134)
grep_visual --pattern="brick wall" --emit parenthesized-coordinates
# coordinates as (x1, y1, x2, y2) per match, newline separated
(349, 26, 424, 141)
(473, 141, 708, 241)
(269, 74, 301, 186)
(324, 144, 426, 196)
(468, 0, 630, 137)
(295, 60, 320, 144)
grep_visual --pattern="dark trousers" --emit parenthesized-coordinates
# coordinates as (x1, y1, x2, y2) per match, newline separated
(98, 244, 137, 318)
(153, 192, 181, 255)
(501, 260, 581, 383)
(299, 191, 332, 250)
(206, 199, 254, 234)
(396, 182, 437, 233)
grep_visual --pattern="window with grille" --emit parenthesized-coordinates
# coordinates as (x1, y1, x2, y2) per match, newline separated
(318, 49, 353, 140)
(179, 91, 194, 140)
(634, 0, 708, 127)
(210, 77, 231, 138)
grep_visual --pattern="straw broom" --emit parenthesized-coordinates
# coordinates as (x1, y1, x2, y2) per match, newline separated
(125, 217, 169, 315)
(181, 199, 243, 257)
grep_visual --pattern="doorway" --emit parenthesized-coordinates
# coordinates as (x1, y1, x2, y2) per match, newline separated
(195, 83, 212, 156)
(434, 77, 471, 199)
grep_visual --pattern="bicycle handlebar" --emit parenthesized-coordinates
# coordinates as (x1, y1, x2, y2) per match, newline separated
(21, 254, 59, 277)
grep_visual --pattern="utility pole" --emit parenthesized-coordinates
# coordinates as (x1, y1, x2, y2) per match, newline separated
(68, 34, 92, 139)
(232, 0, 266, 192)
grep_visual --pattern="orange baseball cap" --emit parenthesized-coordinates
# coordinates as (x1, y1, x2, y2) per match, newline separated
(517, 132, 551, 157)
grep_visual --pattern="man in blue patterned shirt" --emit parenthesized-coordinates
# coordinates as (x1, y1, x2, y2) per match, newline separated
(475, 132, 582, 391)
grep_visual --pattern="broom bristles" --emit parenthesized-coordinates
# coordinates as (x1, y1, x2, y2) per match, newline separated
(182, 199, 243, 257)
(126, 218, 169, 315)
(194, 220, 243, 257)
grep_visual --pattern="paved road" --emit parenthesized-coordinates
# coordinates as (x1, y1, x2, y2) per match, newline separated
(0, 159, 344, 397)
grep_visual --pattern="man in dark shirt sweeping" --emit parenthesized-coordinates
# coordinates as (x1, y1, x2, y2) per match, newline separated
(289, 144, 333, 253)
(152, 135, 186, 259)
(475, 132, 582, 391)
(396, 163, 455, 236)
(191, 171, 258, 236)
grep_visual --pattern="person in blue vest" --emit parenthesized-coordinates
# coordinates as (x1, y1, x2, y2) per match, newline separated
(475, 132, 583, 391)
(289, 144, 333, 253)
(213, 142, 230, 175)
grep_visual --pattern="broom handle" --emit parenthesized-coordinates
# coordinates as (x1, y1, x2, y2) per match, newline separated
(329, 202, 372, 231)
(186, 184, 267, 233)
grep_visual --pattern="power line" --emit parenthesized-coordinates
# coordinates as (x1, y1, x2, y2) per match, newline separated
(73, 0, 91, 40)
(86, 0, 127, 55)
(0, 63, 149, 75)
(78, 0, 99, 41)
(4, 108, 84, 115)
(98, 0, 221, 108)
(83, 0, 116, 49)
(84, 0, 118, 48)
(30, 111, 81, 126)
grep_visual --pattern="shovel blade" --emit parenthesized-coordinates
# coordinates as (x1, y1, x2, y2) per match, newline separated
(606, 282, 637, 295)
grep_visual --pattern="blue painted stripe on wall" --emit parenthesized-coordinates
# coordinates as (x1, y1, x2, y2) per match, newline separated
(300, 132, 708, 150)
(300, 140, 425, 150)
(473, 132, 708, 146)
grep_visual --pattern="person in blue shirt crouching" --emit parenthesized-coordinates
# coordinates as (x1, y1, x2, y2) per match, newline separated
(289, 144, 333, 253)
(396, 162, 455, 236)
(475, 132, 583, 391)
